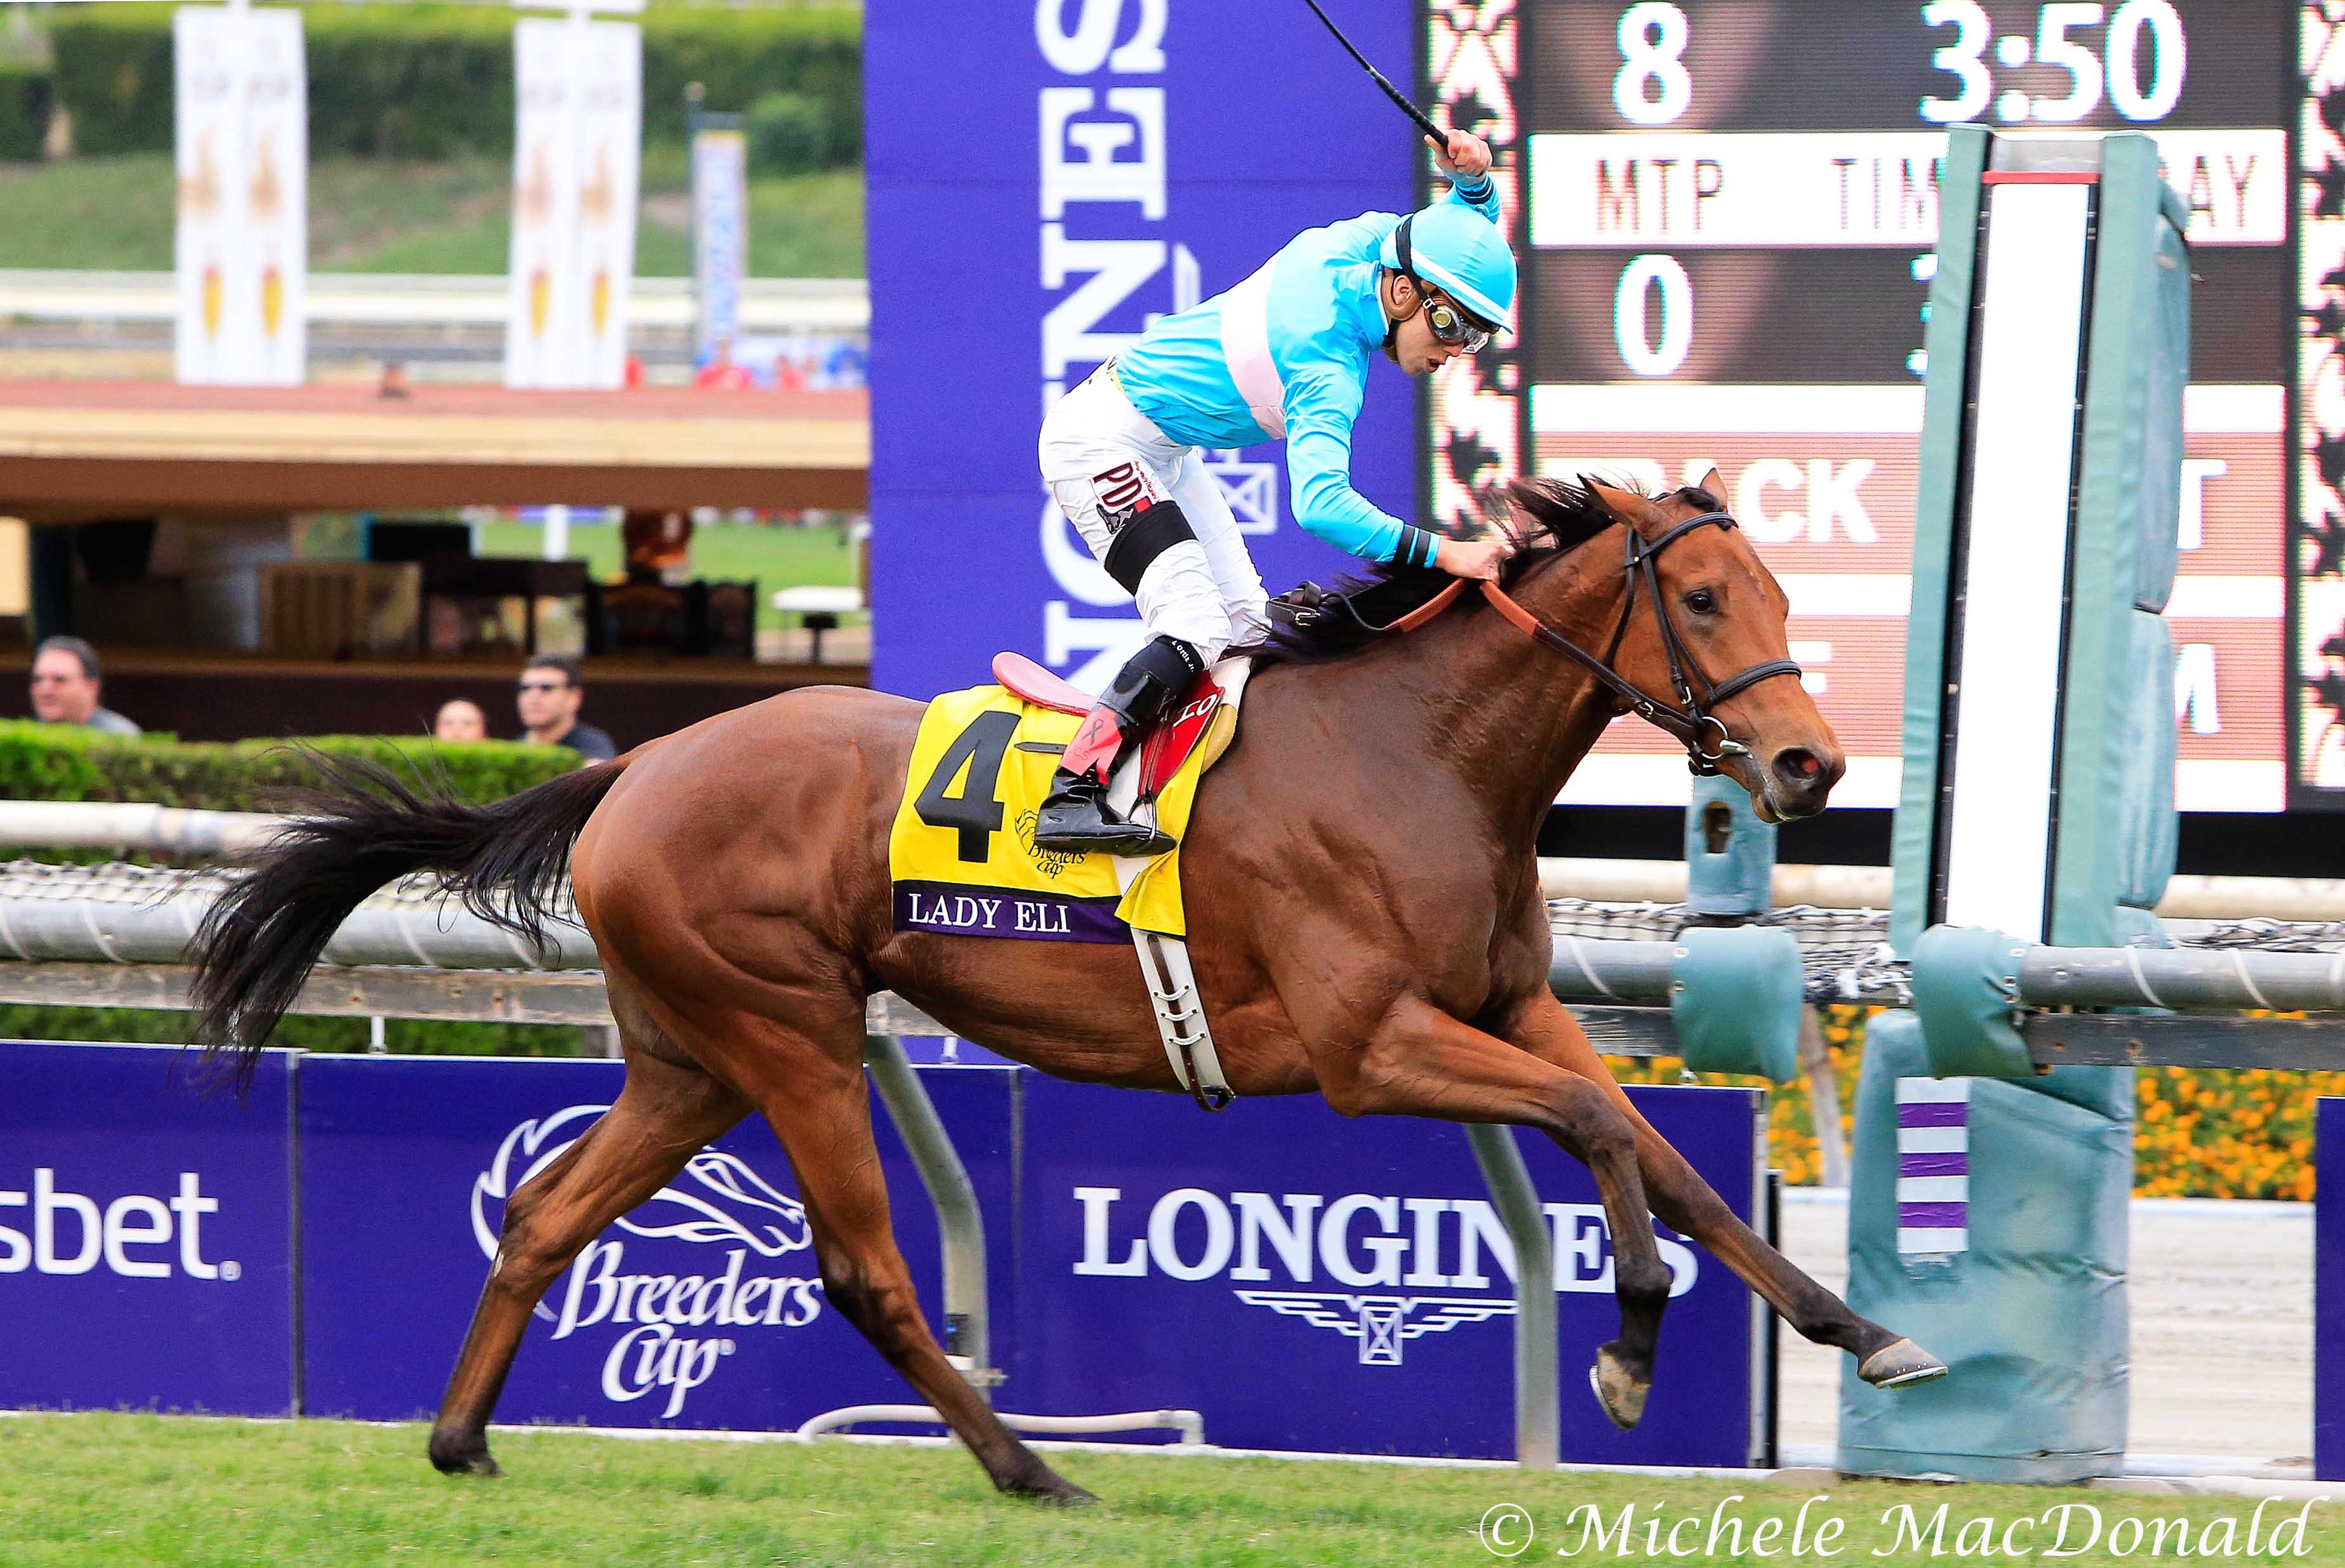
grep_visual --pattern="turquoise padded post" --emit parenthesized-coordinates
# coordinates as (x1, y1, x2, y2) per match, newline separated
(2118, 611, 2179, 912)
(1847, 130, 2170, 1485)
(2052, 133, 2187, 949)
(1889, 126, 1990, 959)
(1671, 925, 1801, 1083)
(1910, 925, 2029, 1079)
(1684, 773, 1776, 919)
(1839, 1015, 2132, 1484)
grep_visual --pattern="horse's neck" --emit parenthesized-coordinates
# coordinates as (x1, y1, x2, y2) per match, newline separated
(1426, 568, 1631, 829)
(1269, 558, 1630, 839)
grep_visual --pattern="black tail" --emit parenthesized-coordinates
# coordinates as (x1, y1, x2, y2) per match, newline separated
(189, 747, 626, 1073)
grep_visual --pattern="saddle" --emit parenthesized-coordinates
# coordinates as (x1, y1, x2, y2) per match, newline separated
(993, 651, 1226, 806)
(991, 651, 1091, 715)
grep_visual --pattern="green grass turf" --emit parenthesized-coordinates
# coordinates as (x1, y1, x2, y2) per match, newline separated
(473, 516, 862, 636)
(1, 1412, 2332, 1566)
(0, 154, 863, 276)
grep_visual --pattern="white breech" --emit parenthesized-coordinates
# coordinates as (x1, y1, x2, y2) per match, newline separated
(1038, 366, 1272, 667)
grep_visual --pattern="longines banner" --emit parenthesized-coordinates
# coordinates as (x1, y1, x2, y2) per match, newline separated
(1009, 1075, 1765, 1465)
(173, 3, 306, 385)
(0, 1044, 1760, 1464)
(863, 0, 1421, 697)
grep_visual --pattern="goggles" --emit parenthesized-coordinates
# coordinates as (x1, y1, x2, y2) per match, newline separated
(1421, 295, 1491, 352)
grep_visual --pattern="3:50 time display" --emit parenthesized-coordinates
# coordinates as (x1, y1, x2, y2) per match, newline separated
(1609, 1, 2188, 128)
(1919, 0, 2186, 124)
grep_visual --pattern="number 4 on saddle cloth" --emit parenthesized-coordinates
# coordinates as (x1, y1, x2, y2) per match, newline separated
(886, 651, 1253, 1109)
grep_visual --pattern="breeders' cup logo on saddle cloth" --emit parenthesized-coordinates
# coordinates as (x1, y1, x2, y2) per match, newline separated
(1013, 807, 1087, 881)
(1070, 1185, 1699, 1367)
(473, 1106, 825, 1418)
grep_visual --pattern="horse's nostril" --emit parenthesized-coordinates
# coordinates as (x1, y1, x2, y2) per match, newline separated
(1774, 748, 1825, 787)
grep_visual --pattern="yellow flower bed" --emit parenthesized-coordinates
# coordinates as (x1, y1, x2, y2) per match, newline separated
(1603, 1006, 2332, 1200)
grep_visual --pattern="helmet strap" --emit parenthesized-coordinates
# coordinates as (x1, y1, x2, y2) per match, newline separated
(1381, 215, 1421, 361)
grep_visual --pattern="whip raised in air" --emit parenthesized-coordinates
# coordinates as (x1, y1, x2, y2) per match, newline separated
(1299, 0, 1452, 151)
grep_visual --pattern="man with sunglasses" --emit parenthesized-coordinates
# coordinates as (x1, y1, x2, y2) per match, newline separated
(514, 655, 616, 761)
(1033, 128, 1517, 856)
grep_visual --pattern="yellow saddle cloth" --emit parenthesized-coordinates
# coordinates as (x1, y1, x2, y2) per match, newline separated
(887, 682, 1236, 941)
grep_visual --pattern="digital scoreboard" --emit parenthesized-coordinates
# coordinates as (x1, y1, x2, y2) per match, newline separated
(1423, 1, 2337, 811)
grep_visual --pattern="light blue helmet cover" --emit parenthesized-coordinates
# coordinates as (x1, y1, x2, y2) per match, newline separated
(1378, 199, 1517, 335)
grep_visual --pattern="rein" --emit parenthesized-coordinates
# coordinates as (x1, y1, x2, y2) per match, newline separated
(1388, 510, 1803, 776)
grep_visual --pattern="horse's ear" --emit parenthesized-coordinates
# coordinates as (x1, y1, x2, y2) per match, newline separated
(1693, 466, 1726, 507)
(1587, 479, 1654, 526)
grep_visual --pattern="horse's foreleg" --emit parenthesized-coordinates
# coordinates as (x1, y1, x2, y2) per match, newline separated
(1499, 992, 1944, 1386)
(1315, 994, 1672, 1430)
(427, 1047, 748, 1476)
(737, 1019, 1096, 1505)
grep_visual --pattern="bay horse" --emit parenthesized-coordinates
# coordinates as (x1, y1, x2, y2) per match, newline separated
(189, 474, 1943, 1503)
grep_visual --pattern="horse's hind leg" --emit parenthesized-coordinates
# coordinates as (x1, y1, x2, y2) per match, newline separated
(721, 1006, 1095, 1505)
(427, 1039, 748, 1476)
(1502, 993, 1945, 1388)
(1313, 995, 1673, 1432)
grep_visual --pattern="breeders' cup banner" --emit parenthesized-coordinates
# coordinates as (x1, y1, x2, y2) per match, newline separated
(865, 0, 1418, 696)
(0, 1045, 1760, 1463)
(298, 1056, 1015, 1429)
(0, 1042, 296, 1416)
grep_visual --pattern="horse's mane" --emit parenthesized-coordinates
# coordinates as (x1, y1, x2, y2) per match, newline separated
(1245, 475, 1713, 666)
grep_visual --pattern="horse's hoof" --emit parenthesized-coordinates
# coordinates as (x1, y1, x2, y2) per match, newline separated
(1588, 1344, 1650, 1432)
(1002, 1469, 1097, 1507)
(1859, 1337, 1948, 1390)
(427, 1432, 502, 1477)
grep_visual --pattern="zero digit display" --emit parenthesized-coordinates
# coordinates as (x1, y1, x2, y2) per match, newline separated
(1425, 0, 2326, 810)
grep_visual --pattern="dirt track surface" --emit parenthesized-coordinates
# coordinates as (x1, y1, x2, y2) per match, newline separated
(1777, 1192, 2314, 1466)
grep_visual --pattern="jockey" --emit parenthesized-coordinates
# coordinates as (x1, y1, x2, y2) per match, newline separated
(1033, 129, 1518, 856)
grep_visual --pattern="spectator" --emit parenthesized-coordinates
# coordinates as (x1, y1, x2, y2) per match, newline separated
(29, 637, 140, 736)
(693, 338, 754, 392)
(515, 655, 616, 761)
(433, 698, 488, 743)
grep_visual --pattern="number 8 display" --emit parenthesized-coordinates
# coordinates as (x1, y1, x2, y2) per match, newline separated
(1614, 2, 1691, 126)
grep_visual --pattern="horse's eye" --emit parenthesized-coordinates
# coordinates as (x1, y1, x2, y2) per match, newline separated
(1685, 588, 1717, 615)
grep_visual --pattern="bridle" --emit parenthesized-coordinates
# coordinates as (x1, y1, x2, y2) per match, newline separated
(1386, 510, 1804, 776)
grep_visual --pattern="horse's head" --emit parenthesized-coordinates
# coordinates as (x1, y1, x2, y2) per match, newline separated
(1509, 470, 1845, 821)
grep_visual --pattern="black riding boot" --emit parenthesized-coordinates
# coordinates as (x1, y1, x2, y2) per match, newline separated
(1032, 634, 1205, 857)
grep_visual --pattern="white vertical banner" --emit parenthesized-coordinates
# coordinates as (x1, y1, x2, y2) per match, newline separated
(174, 4, 306, 385)
(505, 13, 641, 389)
(690, 126, 748, 367)
(576, 20, 641, 385)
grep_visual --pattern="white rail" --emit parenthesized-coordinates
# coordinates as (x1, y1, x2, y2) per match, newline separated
(0, 861, 595, 971)
(0, 802, 284, 857)
(0, 798, 2334, 927)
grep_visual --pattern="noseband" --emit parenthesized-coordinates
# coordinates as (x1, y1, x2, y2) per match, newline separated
(1395, 510, 1804, 775)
